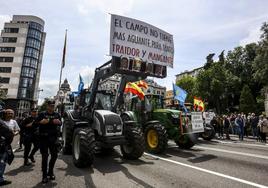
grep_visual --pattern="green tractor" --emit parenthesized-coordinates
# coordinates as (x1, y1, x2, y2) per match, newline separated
(121, 94, 204, 153)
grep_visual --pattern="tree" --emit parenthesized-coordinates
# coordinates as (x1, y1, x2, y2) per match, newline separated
(176, 75, 196, 103)
(239, 85, 256, 114)
(204, 53, 215, 70)
(0, 88, 7, 100)
(39, 98, 49, 112)
(218, 50, 225, 64)
(253, 22, 268, 86)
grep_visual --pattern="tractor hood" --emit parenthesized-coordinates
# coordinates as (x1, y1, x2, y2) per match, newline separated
(153, 109, 181, 117)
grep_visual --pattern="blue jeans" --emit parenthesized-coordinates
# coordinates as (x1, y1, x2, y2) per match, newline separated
(239, 126, 244, 140)
(0, 152, 8, 182)
(252, 127, 258, 137)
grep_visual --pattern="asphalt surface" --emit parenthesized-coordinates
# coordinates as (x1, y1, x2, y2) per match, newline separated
(3, 135, 268, 188)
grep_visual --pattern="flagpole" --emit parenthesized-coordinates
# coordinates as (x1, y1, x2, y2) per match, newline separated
(58, 66, 63, 91)
(58, 29, 67, 91)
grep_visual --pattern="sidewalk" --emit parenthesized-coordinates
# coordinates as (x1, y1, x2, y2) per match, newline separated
(214, 134, 267, 144)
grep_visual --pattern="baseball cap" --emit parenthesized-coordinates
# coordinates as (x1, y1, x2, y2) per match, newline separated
(47, 100, 55, 106)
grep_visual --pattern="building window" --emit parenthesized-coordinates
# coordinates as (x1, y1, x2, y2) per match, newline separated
(0, 37, 17, 43)
(0, 77, 10, 83)
(4, 28, 19, 33)
(0, 67, 12, 73)
(24, 47, 39, 59)
(29, 22, 43, 32)
(23, 57, 38, 68)
(21, 78, 33, 87)
(0, 47, 15, 53)
(18, 88, 27, 98)
(26, 38, 41, 49)
(0, 57, 13, 62)
(28, 29, 42, 40)
(21, 67, 35, 78)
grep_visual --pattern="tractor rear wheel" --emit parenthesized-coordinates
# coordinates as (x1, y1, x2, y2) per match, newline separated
(120, 127, 144, 159)
(201, 124, 216, 141)
(144, 123, 168, 154)
(175, 133, 197, 149)
(62, 119, 73, 155)
(72, 128, 95, 168)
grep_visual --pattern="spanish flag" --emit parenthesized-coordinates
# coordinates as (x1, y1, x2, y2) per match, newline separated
(194, 97, 204, 111)
(124, 82, 145, 100)
(136, 80, 148, 89)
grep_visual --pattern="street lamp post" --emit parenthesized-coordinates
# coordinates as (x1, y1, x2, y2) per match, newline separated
(37, 88, 44, 107)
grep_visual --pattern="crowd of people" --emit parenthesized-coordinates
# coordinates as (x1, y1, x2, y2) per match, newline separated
(0, 100, 62, 186)
(210, 112, 268, 142)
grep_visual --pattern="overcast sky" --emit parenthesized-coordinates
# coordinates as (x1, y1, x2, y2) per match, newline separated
(0, 0, 267, 104)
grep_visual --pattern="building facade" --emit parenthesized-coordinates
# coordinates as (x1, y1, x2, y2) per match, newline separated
(0, 15, 46, 117)
(175, 66, 203, 82)
(54, 79, 73, 114)
(165, 89, 179, 107)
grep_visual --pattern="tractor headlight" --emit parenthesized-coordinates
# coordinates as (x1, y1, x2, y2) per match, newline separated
(106, 124, 122, 132)
(106, 125, 114, 131)
(171, 114, 179, 118)
(116, 124, 122, 131)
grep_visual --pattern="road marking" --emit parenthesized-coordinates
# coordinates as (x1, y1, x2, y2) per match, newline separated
(216, 140, 268, 148)
(144, 152, 268, 188)
(194, 146, 268, 160)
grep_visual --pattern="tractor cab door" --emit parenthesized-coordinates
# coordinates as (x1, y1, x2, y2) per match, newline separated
(130, 97, 144, 123)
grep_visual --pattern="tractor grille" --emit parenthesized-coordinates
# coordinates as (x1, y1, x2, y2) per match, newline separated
(104, 114, 122, 125)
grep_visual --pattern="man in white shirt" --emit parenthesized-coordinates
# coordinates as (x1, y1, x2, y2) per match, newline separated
(4, 109, 20, 136)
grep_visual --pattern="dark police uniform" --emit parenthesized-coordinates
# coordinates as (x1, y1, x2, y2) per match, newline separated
(0, 119, 14, 186)
(37, 110, 61, 181)
(21, 115, 39, 165)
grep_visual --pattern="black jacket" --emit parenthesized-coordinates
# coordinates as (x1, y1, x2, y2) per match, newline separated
(37, 111, 61, 136)
(21, 116, 39, 135)
(0, 119, 14, 153)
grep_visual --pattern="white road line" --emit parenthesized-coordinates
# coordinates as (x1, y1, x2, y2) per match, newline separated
(216, 140, 268, 148)
(194, 146, 268, 160)
(144, 152, 268, 188)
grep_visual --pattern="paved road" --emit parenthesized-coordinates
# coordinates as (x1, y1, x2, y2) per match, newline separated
(3, 136, 268, 188)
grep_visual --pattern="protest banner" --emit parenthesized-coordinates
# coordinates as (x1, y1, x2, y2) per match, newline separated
(110, 14, 174, 68)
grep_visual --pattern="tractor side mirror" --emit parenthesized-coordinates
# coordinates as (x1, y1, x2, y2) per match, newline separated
(69, 94, 74, 103)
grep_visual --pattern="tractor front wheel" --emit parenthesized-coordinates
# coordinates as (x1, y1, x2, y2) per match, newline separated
(175, 133, 197, 149)
(72, 128, 96, 168)
(144, 123, 168, 154)
(120, 127, 144, 159)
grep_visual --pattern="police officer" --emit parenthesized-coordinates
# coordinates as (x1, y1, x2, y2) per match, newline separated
(21, 108, 39, 166)
(37, 100, 61, 184)
(0, 106, 14, 186)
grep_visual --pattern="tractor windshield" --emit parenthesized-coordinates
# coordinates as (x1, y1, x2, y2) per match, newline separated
(95, 93, 112, 110)
(146, 95, 164, 110)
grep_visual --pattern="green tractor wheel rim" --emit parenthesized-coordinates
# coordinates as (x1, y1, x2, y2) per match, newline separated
(147, 129, 158, 149)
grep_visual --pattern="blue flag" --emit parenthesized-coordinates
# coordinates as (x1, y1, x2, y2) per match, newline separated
(78, 74, 84, 94)
(173, 83, 188, 112)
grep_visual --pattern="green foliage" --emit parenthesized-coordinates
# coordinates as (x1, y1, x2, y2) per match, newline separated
(239, 85, 256, 114)
(176, 75, 196, 103)
(253, 23, 268, 85)
(39, 98, 49, 112)
(175, 22, 268, 114)
(204, 53, 215, 70)
(0, 88, 7, 100)
(195, 62, 229, 113)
